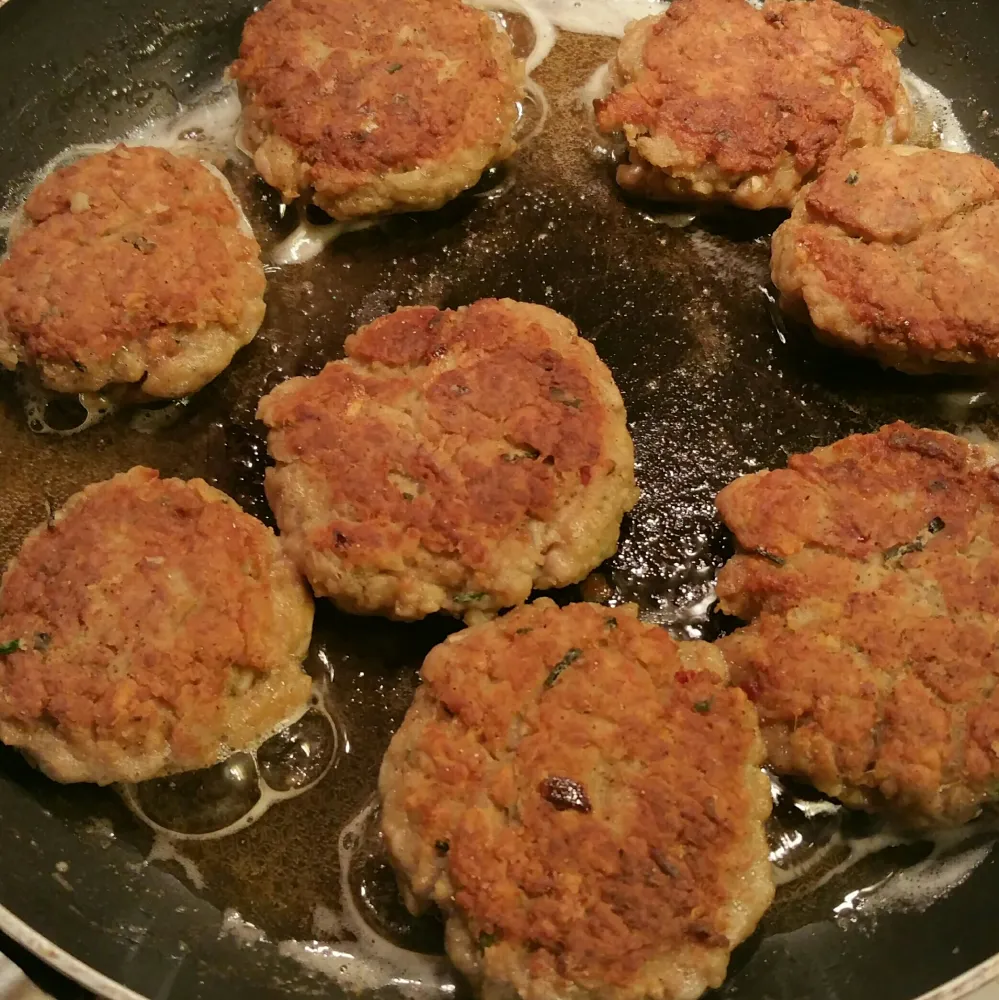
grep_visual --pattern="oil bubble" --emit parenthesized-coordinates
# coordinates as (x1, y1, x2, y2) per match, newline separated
(345, 800, 445, 955)
(257, 708, 337, 792)
(132, 752, 261, 837)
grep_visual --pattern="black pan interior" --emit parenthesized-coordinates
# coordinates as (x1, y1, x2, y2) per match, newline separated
(2, 1, 999, 998)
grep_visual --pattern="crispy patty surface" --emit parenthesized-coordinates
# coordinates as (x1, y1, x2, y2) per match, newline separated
(0, 467, 314, 785)
(0, 145, 266, 398)
(380, 599, 774, 1000)
(595, 0, 911, 210)
(230, 0, 524, 220)
(258, 299, 639, 622)
(772, 145, 999, 373)
(716, 422, 999, 828)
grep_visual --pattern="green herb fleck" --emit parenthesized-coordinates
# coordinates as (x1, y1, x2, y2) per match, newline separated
(387, 62, 403, 74)
(694, 699, 713, 714)
(651, 848, 681, 878)
(605, 616, 618, 630)
(544, 647, 582, 688)
(550, 386, 582, 408)
(454, 591, 487, 604)
(751, 547, 785, 567)
(479, 932, 498, 949)
(883, 538, 924, 563)
(928, 516, 946, 534)
(402, 492, 414, 501)
(516, 627, 533, 635)
(846, 171, 859, 185)
(0, 639, 21, 655)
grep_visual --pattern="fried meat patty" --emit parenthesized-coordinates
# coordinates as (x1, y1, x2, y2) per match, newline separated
(258, 299, 639, 622)
(230, 0, 524, 220)
(595, 0, 912, 210)
(0, 145, 266, 398)
(772, 145, 999, 373)
(380, 599, 774, 1000)
(0, 468, 314, 785)
(716, 422, 999, 828)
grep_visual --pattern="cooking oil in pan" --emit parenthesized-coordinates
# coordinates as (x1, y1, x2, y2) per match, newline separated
(120, 681, 340, 841)
(1, 3, 996, 995)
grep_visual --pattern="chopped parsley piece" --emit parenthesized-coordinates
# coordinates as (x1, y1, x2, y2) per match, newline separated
(515, 627, 533, 635)
(479, 932, 498, 948)
(751, 547, 785, 567)
(550, 387, 582, 408)
(0, 639, 21, 655)
(651, 848, 681, 878)
(33, 632, 52, 651)
(402, 492, 414, 501)
(928, 516, 946, 534)
(883, 538, 924, 563)
(846, 171, 859, 185)
(694, 699, 713, 714)
(544, 647, 582, 688)
(387, 62, 403, 74)
(454, 591, 486, 604)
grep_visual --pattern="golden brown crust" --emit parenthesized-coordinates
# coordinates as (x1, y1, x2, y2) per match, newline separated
(716, 422, 999, 827)
(0, 145, 266, 398)
(771, 145, 999, 372)
(258, 299, 640, 622)
(595, 0, 910, 210)
(0, 467, 314, 785)
(230, 0, 524, 219)
(380, 600, 773, 1000)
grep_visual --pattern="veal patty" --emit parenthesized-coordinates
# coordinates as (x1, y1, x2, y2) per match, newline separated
(772, 145, 999, 373)
(0, 468, 313, 785)
(258, 299, 639, 622)
(380, 599, 774, 1000)
(230, 0, 524, 220)
(0, 145, 265, 399)
(595, 0, 911, 210)
(717, 422, 999, 827)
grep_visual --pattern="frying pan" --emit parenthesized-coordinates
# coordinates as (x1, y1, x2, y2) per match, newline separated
(2, 0, 999, 998)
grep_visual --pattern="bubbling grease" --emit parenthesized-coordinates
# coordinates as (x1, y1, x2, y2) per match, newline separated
(902, 69, 972, 153)
(216, 798, 457, 999)
(121, 688, 339, 842)
(766, 775, 997, 915)
(208, 773, 998, 998)
(6, 0, 993, 988)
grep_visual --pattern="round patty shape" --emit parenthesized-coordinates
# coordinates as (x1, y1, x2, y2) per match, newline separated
(257, 299, 640, 622)
(772, 145, 999, 373)
(0, 467, 314, 785)
(380, 599, 774, 1000)
(594, 0, 912, 210)
(230, 0, 524, 220)
(0, 145, 266, 398)
(715, 422, 999, 828)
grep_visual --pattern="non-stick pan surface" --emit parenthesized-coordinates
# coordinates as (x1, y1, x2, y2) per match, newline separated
(3, 1, 999, 998)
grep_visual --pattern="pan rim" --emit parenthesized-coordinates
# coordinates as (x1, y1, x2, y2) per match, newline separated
(0, 902, 148, 1000)
(0, 896, 996, 1000)
(0, 1, 996, 998)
